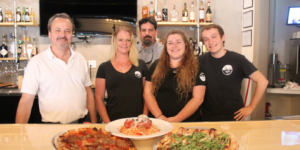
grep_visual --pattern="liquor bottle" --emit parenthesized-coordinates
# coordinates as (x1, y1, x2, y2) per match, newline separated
(190, 2, 195, 22)
(30, 8, 35, 23)
(149, 1, 155, 18)
(265, 102, 272, 119)
(21, 35, 27, 57)
(25, 8, 30, 22)
(0, 7, 3, 22)
(8, 6, 12, 22)
(142, 1, 148, 18)
(170, 5, 178, 22)
(16, 7, 21, 22)
(21, 7, 25, 22)
(182, 2, 188, 22)
(206, 1, 212, 22)
(194, 41, 199, 56)
(157, 3, 162, 22)
(17, 39, 23, 59)
(8, 33, 16, 58)
(32, 37, 38, 57)
(162, 0, 168, 21)
(199, 1, 205, 22)
(0, 35, 8, 58)
(4, 6, 8, 22)
(189, 38, 193, 48)
(26, 37, 33, 59)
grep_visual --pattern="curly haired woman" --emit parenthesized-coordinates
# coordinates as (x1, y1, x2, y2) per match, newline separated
(144, 30, 206, 122)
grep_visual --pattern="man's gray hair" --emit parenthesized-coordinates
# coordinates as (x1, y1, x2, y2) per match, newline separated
(47, 13, 75, 32)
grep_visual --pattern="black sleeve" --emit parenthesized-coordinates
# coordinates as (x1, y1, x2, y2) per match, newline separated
(139, 59, 148, 77)
(196, 64, 207, 86)
(146, 59, 159, 81)
(96, 61, 107, 79)
(240, 55, 258, 78)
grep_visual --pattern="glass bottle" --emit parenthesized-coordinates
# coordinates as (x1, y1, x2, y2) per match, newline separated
(170, 5, 178, 22)
(30, 8, 35, 23)
(26, 37, 33, 59)
(206, 1, 212, 22)
(182, 2, 188, 22)
(162, 0, 168, 21)
(8, 6, 12, 22)
(157, 3, 162, 22)
(199, 1, 205, 22)
(149, 1, 155, 18)
(16, 7, 21, 22)
(21, 7, 25, 22)
(32, 37, 38, 57)
(0, 35, 8, 58)
(0, 7, 3, 22)
(142, 1, 148, 18)
(25, 8, 30, 22)
(21, 35, 27, 57)
(190, 1, 195, 22)
(4, 6, 8, 22)
(8, 33, 16, 58)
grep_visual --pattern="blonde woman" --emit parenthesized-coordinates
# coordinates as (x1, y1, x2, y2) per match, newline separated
(95, 26, 148, 123)
(144, 30, 206, 122)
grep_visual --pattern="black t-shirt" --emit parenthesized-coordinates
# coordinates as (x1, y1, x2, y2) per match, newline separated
(198, 50, 257, 121)
(96, 59, 148, 121)
(146, 60, 206, 122)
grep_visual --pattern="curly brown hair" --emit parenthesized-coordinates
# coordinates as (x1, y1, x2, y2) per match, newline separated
(151, 30, 199, 101)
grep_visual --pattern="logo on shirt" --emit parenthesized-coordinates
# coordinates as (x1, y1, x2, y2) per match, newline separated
(222, 65, 233, 75)
(134, 71, 142, 78)
(199, 72, 206, 82)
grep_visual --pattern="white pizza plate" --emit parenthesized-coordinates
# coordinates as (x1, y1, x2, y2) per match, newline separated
(52, 131, 66, 150)
(152, 127, 209, 150)
(105, 118, 173, 140)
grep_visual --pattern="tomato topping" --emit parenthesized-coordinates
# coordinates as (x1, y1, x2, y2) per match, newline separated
(75, 140, 82, 146)
(86, 128, 94, 134)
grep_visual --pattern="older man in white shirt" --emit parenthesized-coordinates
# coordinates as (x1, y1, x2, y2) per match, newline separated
(15, 13, 97, 124)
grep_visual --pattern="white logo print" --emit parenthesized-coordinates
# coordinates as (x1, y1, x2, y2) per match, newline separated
(134, 71, 142, 78)
(199, 72, 206, 82)
(222, 65, 233, 75)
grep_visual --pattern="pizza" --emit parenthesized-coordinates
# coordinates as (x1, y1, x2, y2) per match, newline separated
(156, 127, 239, 150)
(54, 127, 137, 150)
(120, 114, 160, 135)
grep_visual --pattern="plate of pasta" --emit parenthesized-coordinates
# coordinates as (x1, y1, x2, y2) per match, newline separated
(105, 115, 173, 140)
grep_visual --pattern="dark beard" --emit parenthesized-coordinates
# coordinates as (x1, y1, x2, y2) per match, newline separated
(143, 39, 152, 46)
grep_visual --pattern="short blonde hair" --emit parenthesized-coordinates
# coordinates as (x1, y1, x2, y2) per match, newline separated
(109, 26, 139, 67)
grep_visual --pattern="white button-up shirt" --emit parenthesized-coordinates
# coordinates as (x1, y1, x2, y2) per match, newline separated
(21, 47, 92, 124)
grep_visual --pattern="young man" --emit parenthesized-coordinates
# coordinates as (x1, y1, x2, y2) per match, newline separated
(15, 13, 97, 124)
(138, 17, 163, 68)
(199, 24, 268, 121)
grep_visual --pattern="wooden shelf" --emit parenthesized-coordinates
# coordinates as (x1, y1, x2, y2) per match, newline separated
(157, 22, 213, 26)
(0, 22, 39, 27)
(0, 57, 28, 61)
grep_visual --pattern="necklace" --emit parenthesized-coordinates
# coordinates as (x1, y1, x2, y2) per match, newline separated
(116, 60, 131, 70)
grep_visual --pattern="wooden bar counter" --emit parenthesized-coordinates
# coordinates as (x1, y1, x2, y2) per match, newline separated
(1, 120, 300, 150)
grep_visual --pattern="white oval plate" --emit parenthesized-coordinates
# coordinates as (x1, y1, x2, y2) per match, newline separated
(105, 118, 173, 140)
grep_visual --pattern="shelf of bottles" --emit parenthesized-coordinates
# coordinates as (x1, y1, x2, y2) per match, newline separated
(0, 22, 39, 27)
(0, 57, 27, 61)
(157, 22, 213, 26)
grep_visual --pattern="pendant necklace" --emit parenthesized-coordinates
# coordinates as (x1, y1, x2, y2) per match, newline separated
(116, 60, 130, 71)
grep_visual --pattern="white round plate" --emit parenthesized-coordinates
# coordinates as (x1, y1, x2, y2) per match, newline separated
(105, 118, 173, 140)
(52, 131, 65, 150)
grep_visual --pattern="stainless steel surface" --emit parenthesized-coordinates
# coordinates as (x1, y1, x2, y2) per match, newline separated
(270, 53, 278, 65)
